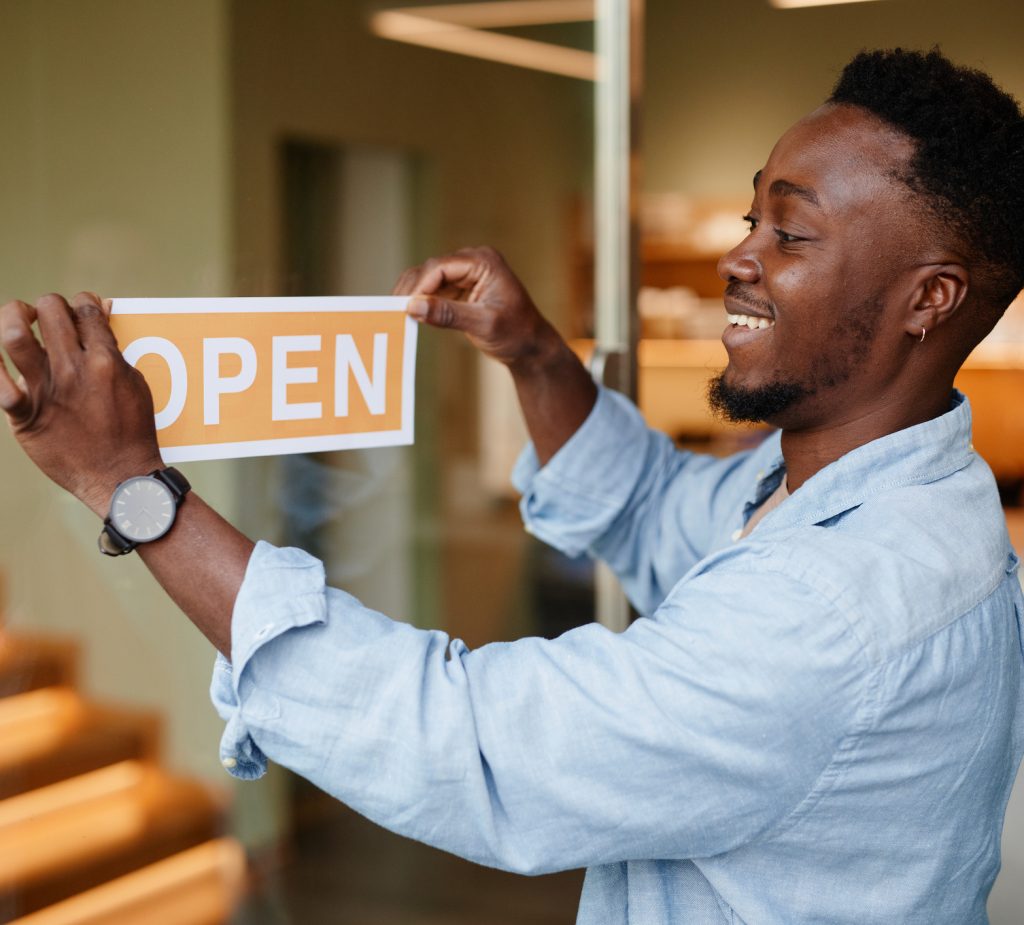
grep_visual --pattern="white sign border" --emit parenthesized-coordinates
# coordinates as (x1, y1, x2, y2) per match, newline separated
(110, 296, 417, 462)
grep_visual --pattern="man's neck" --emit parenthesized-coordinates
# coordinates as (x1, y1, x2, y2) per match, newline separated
(779, 388, 954, 492)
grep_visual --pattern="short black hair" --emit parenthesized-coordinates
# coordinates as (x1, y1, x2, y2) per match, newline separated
(829, 48, 1024, 311)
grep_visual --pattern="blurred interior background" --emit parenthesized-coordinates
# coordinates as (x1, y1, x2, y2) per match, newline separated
(1, 1, 1023, 922)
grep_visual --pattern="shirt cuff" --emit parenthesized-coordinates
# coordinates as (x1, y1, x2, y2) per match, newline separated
(511, 386, 651, 557)
(210, 540, 329, 780)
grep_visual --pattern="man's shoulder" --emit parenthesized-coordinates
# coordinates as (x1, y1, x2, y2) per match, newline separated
(694, 471, 1014, 665)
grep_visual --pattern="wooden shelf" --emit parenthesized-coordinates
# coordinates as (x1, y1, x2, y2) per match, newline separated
(570, 337, 1024, 478)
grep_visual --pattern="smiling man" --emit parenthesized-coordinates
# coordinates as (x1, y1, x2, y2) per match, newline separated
(2, 49, 1024, 925)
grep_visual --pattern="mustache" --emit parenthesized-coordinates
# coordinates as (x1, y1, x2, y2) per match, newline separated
(725, 282, 775, 318)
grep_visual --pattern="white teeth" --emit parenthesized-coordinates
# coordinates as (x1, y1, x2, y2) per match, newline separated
(726, 312, 775, 330)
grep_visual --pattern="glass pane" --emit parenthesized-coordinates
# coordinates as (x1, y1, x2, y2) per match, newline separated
(6, 2, 1022, 923)
(0, 2, 599, 922)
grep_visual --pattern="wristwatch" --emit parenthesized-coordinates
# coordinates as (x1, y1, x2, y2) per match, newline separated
(98, 467, 191, 556)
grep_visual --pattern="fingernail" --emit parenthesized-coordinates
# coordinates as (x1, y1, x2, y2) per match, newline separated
(408, 298, 429, 320)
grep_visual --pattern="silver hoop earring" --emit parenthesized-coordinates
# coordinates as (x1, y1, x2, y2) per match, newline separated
(919, 326, 927, 344)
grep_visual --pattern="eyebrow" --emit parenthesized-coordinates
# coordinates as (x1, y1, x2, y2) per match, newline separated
(768, 178, 820, 208)
(752, 170, 821, 208)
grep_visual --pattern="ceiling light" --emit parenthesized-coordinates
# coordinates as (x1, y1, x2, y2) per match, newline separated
(770, 0, 884, 8)
(370, 1, 596, 80)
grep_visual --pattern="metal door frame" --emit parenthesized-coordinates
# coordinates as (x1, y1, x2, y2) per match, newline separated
(593, 0, 644, 630)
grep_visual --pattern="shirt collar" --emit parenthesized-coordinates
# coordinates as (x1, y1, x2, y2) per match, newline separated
(745, 390, 975, 531)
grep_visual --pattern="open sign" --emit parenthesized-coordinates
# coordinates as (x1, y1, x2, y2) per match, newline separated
(109, 297, 416, 462)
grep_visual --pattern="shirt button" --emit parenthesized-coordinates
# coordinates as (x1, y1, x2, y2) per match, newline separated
(255, 625, 272, 640)
(756, 470, 765, 480)
(731, 528, 743, 542)
(222, 756, 238, 769)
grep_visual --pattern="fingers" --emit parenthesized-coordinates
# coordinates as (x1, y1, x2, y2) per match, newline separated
(393, 250, 496, 301)
(407, 295, 491, 337)
(0, 350, 29, 421)
(36, 293, 82, 359)
(0, 300, 49, 403)
(69, 292, 119, 351)
(391, 267, 420, 297)
(416, 257, 482, 299)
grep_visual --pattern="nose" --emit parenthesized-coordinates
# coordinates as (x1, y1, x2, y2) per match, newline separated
(717, 238, 761, 285)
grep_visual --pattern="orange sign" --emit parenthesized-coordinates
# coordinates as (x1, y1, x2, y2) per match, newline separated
(110, 297, 416, 462)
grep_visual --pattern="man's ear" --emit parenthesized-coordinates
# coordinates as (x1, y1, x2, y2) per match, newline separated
(902, 263, 969, 339)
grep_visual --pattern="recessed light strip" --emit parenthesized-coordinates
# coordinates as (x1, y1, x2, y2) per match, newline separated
(770, 0, 883, 8)
(403, 0, 594, 28)
(370, 2, 596, 80)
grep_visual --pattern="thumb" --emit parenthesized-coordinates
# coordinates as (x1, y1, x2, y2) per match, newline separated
(407, 295, 490, 337)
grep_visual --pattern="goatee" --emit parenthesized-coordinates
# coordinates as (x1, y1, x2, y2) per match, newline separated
(706, 373, 811, 424)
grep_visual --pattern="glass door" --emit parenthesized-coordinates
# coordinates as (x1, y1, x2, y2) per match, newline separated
(0, 2, 643, 922)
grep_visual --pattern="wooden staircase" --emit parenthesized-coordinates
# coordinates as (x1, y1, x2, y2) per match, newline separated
(0, 606, 246, 924)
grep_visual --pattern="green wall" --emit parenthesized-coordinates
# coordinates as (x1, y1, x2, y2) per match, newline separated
(0, 0, 234, 786)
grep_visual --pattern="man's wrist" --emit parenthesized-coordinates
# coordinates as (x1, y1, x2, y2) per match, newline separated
(507, 323, 579, 379)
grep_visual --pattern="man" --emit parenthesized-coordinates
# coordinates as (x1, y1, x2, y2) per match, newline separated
(1, 48, 1022, 923)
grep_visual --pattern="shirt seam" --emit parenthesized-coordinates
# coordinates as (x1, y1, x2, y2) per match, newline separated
(744, 533, 1010, 661)
(786, 456, 973, 528)
(869, 563, 1012, 667)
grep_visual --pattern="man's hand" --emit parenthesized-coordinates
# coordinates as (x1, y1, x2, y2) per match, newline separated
(0, 293, 164, 517)
(395, 246, 598, 466)
(394, 246, 566, 373)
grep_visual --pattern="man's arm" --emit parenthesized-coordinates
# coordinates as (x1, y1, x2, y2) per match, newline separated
(393, 246, 597, 466)
(212, 540, 864, 873)
(0, 289, 863, 875)
(0, 293, 249, 657)
(396, 248, 765, 612)
(0, 263, 596, 657)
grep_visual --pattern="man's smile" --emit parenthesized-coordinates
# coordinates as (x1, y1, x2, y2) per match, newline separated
(725, 312, 775, 330)
(722, 294, 776, 351)
(722, 286, 776, 350)
(722, 312, 775, 349)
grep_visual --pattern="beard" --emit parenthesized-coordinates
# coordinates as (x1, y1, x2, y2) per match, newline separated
(706, 373, 811, 424)
(707, 291, 886, 425)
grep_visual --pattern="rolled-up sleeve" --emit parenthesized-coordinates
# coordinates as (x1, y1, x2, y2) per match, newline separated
(210, 543, 329, 778)
(511, 387, 654, 557)
(513, 386, 765, 614)
(212, 539, 868, 875)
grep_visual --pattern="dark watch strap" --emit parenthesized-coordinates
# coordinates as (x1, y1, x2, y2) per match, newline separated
(151, 466, 191, 502)
(99, 521, 135, 556)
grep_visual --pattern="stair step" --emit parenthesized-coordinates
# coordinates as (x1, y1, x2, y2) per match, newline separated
(6, 838, 246, 925)
(0, 760, 225, 917)
(0, 689, 159, 800)
(0, 633, 77, 698)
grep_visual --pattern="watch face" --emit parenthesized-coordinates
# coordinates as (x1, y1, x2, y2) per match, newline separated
(110, 476, 176, 543)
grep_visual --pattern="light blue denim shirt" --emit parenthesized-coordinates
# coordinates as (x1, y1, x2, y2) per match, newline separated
(212, 386, 1024, 924)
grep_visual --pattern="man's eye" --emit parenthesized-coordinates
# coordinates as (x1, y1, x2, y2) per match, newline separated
(742, 214, 758, 232)
(774, 228, 802, 244)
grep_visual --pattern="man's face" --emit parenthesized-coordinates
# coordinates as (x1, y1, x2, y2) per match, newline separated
(710, 104, 921, 429)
